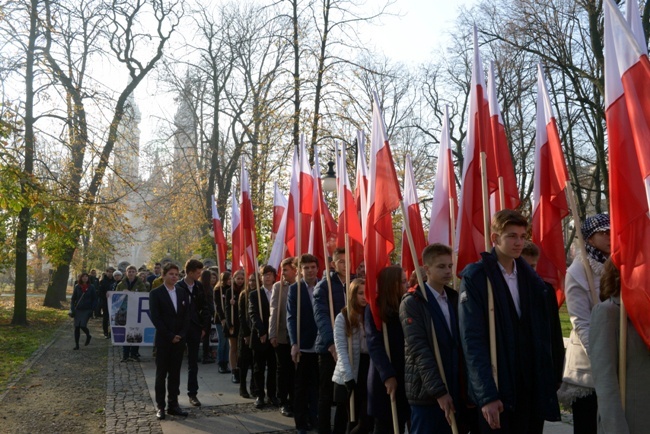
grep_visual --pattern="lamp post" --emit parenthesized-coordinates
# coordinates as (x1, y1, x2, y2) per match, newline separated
(322, 160, 337, 193)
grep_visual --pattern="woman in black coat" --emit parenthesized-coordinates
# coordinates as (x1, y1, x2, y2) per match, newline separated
(365, 266, 410, 434)
(71, 272, 98, 350)
(225, 269, 245, 385)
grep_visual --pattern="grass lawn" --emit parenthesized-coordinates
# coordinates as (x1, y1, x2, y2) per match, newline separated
(0, 296, 68, 390)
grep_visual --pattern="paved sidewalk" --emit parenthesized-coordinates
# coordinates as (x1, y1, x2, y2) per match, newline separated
(106, 344, 573, 433)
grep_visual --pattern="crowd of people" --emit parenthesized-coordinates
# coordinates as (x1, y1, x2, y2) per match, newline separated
(68, 209, 649, 433)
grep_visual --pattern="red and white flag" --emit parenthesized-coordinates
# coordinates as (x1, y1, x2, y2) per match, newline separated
(231, 194, 242, 272)
(309, 145, 338, 276)
(533, 65, 571, 307)
(487, 61, 520, 211)
(355, 130, 369, 233)
(604, 0, 650, 348)
(365, 92, 402, 330)
(272, 182, 287, 240)
(455, 26, 491, 276)
(429, 106, 458, 246)
(285, 148, 309, 256)
(401, 155, 427, 280)
(336, 142, 364, 271)
(211, 195, 227, 272)
(240, 160, 259, 278)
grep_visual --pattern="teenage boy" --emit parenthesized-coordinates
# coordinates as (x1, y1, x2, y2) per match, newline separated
(287, 254, 321, 434)
(400, 243, 467, 433)
(175, 259, 210, 407)
(313, 247, 349, 434)
(269, 257, 297, 417)
(116, 265, 148, 361)
(248, 265, 279, 408)
(458, 210, 560, 433)
(149, 263, 190, 420)
(99, 267, 115, 338)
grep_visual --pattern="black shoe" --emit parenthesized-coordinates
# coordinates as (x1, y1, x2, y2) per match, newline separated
(254, 397, 265, 409)
(73, 346, 80, 351)
(188, 395, 201, 407)
(85, 335, 92, 346)
(231, 368, 240, 383)
(156, 408, 165, 420)
(280, 406, 293, 417)
(218, 362, 231, 373)
(167, 406, 188, 417)
(121, 358, 129, 362)
(202, 357, 216, 364)
(104, 334, 110, 339)
(269, 396, 281, 407)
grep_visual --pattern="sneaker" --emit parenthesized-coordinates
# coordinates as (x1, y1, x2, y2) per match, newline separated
(188, 395, 201, 407)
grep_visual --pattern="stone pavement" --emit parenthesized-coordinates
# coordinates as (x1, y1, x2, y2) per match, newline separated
(105, 343, 574, 433)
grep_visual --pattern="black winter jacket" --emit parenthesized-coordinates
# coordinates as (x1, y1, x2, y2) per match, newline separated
(400, 284, 461, 406)
(458, 250, 560, 421)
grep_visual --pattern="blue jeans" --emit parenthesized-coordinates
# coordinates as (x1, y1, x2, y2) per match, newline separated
(410, 404, 451, 434)
(216, 323, 229, 364)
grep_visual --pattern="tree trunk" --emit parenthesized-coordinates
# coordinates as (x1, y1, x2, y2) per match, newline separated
(43, 262, 71, 308)
(12, 0, 39, 326)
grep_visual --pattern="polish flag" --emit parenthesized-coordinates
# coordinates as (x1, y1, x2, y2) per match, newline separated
(455, 26, 491, 276)
(268, 204, 288, 270)
(429, 106, 458, 246)
(355, 130, 369, 231)
(285, 148, 309, 256)
(401, 155, 427, 280)
(365, 92, 402, 330)
(272, 182, 287, 240)
(604, 0, 650, 348)
(533, 65, 571, 307)
(309, 145, 338, 276)
(211, 195, 227, 272)
(231, 194, 242, 272)
(487, 61, 520, 211)
(336, 142, 364, 271)
(240, 161, 259, 278)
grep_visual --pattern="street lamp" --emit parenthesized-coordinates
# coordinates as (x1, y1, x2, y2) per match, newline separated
(322, 160, 337, 192)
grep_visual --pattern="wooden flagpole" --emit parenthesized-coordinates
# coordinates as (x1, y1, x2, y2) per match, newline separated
(320, 214, 336, 329)
(345, 234, 356, 422)
(480, 151, 498, 390)
(449, 196, 457, 290)
(296, 210, 302, 363)
(619, 297, 627, 410)
(401, 200, 459, 434)
(382, 322, 400, 434)
(564, 183, 598, 306)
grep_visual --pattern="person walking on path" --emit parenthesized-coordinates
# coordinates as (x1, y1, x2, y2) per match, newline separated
(116, 265, 147, 362)
(175, 259, 211, 407)
(149, 262, 190, 420)
(98, 266, 115, 338)
(71, 272, 98, 351)
(214, 271, 232, 373)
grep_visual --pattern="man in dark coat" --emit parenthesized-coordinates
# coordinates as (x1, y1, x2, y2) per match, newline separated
(248, 265, 279, 408)
(458, 210, 560, 433)
(175, 259, 210, 407)
(287, 254, 321, 434)
(312, 247, 349, 434)
(98, 267, 115, 338)
(149, 262, 190, 420)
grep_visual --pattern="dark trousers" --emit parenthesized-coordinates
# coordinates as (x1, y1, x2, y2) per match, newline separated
(122, 345, 140, 359)
(238, 335, 256, 395)
(202, 328, 212, 357)
(572, 392, 597, 434)
(275, 343, 294, 406)
(349, 353, 372, 434)
(253, 344, 277, 399)
(187, 338, 200, 396)
(318, 352, 337, 434)
(155, 342, 185, 409)
(411, 404, 451, 434)
(294, 352, 319, 430)
(100, 299, 109, 336)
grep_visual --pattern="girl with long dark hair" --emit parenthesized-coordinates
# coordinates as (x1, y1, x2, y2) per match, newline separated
(71, 272, 98, 350)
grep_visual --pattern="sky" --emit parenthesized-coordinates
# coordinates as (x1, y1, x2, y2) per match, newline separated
(131, 0, 478, 152)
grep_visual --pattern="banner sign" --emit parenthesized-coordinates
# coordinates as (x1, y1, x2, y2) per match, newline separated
(107, 291, 155, 346)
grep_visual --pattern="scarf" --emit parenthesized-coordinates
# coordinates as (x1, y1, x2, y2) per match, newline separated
(80, 284, 89, 293)
(585, 242, 608, 264)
